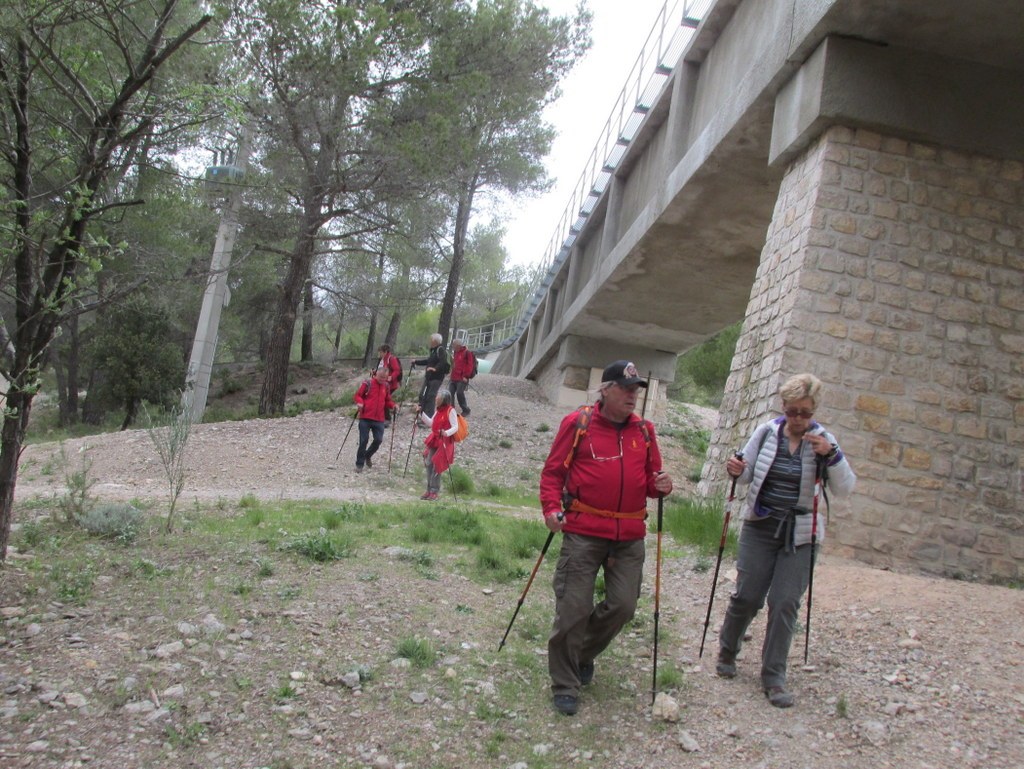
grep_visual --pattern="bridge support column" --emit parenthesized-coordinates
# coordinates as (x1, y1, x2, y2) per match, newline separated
(532, 335, 676, 419)
(704, 119, 1024, 583)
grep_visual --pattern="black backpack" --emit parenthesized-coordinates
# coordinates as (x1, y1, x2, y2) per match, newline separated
(467, 351, 478, 379)
(394, 356, 403, 385)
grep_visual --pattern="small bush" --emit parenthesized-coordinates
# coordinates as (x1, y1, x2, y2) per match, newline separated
(497, 439, 512, 449)
(77, 503, 143, 544)
(49, 562, 95, 605)
(16, 520, 48, 551)
(535, 423, 550, 433)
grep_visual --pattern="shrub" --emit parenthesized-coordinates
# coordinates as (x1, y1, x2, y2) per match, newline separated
(77, 503, 144, 544)
(282, 530, 352, 562)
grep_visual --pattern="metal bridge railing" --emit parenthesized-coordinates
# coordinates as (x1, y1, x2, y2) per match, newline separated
(464, 0, 711, 357)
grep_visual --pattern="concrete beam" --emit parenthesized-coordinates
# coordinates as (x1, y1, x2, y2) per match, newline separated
(771, 36, 1024, 166)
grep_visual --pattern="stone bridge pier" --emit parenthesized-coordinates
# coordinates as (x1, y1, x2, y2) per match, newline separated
(703, 39, 1024, 582)
(531, 335, 676, 418)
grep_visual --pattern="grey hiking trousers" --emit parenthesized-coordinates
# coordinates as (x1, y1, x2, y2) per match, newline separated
(718, 516, 814, 689)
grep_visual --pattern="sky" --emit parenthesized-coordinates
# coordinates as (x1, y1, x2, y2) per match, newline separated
(497, 0, 679, 270)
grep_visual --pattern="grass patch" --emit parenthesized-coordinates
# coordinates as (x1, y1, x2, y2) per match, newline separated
(395, 636, 437, 668)
(662, 496, 737, 557)
(281, 531, 354, 562)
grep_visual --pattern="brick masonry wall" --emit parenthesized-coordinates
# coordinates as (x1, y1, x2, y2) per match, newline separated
(702, 125, 1023, 583)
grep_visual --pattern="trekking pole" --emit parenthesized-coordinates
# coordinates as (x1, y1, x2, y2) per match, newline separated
(403, 416, 419, 477)
(699, 452, 743, 658)
(334, 411, 357, 462)
(387, 409, 397, 473)
(497, 514, 563, 651)
(651, 493, 664, 705)
(804, 454, 825, 663)
(446, 465, 460, 504)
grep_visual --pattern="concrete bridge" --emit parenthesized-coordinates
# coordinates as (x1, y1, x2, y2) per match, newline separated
(493, 0, 1024, 582)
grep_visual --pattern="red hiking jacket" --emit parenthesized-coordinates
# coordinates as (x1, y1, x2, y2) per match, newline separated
(450, 347, 475, 382)
(539, 402, 662, 541)
(376, 353, 402, 393)
(354, 378, 395, 422)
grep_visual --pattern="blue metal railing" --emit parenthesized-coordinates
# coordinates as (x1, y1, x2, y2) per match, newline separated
(460, 0, 711, 355)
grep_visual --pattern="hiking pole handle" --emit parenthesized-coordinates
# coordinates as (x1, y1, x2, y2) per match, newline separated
(497, 514, 563, 651)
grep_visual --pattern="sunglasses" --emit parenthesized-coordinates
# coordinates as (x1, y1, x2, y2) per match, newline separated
(783, 408, 814, 419)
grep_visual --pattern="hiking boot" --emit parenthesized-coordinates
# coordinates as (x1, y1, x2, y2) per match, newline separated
(462, 408, 471, 417)
(552, 694, 578, 716)
(715, 651, 736, 679)
(579, 660, 595, 686)
(765, 685, 794, 708)
(365, 457, 372, 469)
(355, 465, 364, 473)
(420, 491, 432, 500)
(426, 492, 438, 501)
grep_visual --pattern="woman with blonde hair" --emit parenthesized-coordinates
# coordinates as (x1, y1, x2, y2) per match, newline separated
(715, 373, 855, 708)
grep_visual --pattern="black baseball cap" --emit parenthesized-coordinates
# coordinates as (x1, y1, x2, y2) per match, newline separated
(602, 360, 647, 387)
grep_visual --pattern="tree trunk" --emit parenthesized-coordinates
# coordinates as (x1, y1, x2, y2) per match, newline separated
(384, 310, 401, 350)
(362, 310, 377, 369)
(438, 185, 476, 344)
(259, 216, 321, 416)
(332, 307, 345, 361)
(301, 279, 314, 362)
(0, 389, 33, 560)
(120, 397, 139, 431)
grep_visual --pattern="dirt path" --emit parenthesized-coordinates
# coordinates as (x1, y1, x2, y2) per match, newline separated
(3, 373, 1022, 769)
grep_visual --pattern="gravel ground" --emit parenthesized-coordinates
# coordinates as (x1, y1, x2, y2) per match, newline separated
(2, 371, 1022, 769)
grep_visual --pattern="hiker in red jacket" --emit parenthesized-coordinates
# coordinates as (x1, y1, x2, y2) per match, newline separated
(448, 339, 475, 416)
(375, 344, 402, 394)
(353, 368, 396, 473)
(417, 389, 458, 501)
(539, 360, 673, 716)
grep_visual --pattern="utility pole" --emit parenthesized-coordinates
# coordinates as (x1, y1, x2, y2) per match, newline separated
(182, 131, 250, 421)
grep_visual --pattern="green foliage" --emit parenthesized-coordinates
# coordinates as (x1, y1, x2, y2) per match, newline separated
(671, 322, 741, 406)
(56, 444, 96, 524)
(281, 531, 353, 562)
(836, 692, 849, 718)
(395, 637, 436, 668)
(661, 496, 738, 557)
(411, 508, 484, 546)
(76, 503, 143, 544)
(49, 561, 95, 605)
(143, 403, 194, 533)
(656, 664, 685, 691)
(446, 465, 473, 494)
(86, 295, 186, 425)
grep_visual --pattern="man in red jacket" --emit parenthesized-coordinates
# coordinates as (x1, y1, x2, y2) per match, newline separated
(539, 360, 673, 716)
(353, 367, 396, 473)
(448, 339, 475, 416)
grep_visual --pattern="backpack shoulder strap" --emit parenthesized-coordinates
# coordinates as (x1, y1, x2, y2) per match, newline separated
(561, 405, 594, 470)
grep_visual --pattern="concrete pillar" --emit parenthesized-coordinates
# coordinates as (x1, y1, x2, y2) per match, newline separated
(183, 132, 250, 421)
(703, 125, 1024, 583)
(531, 334, 676, 418)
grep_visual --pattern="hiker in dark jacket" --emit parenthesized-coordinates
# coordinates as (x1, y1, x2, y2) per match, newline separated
(412, 333, 449, 417)
(539, 360, 673, 716)
(715, 372, 855, 709)
(448, 339, 475, 416)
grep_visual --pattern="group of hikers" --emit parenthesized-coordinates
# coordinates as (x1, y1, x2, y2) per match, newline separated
(350, 333, 477, 500)
(348, 340, 857, 717)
